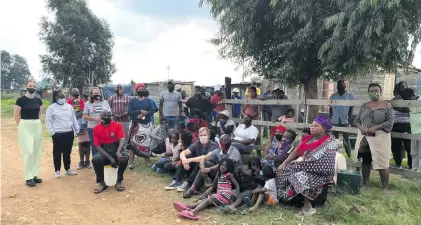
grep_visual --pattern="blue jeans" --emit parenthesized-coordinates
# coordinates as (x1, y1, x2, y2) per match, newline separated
(166, 116, 179, 129)
(88, 128, 97, 157)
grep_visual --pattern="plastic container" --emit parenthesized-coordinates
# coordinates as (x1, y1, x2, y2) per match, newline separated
(104, 165, 118, 186)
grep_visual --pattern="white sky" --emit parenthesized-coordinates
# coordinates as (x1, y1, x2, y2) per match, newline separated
(1, 0, 420, 86)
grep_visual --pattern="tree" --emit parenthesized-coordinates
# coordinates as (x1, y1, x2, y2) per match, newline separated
(39, 0, 115, 92)
(200, 0, 421, 120)
(1, 50, 32, 89)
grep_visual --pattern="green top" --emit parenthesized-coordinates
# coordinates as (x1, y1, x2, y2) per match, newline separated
(410, 99, 421, 134)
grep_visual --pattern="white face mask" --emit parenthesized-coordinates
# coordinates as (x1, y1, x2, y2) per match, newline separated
(57, 99, 66, 105)
(199, 135, 209, 144)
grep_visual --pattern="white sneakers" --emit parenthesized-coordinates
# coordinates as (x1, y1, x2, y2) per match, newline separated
(55, 170, 77, 179)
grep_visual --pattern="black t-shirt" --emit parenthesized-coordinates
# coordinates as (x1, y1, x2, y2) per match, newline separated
(15, 96, 43, 120)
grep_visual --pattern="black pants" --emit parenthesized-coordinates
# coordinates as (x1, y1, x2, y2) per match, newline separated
(92, 153, 128, 184)
(332, 123, 352, 157)
(52, 131, 74, 171)
(391, 123, 412, 168)
(173, 162, 200, 184)
(191, 161, 217, 189)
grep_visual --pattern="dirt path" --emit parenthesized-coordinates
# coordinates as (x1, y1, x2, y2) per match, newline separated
(1, 118, 208, 225)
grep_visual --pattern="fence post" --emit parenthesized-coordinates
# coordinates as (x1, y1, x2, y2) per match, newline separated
(224, 77, 233, 117)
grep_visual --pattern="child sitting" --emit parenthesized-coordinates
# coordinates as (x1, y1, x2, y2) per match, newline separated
(278, 109, 295, 124)
(163, 132, 193, 173)
(152, 132, 182, 174)
(262, 129, 297, 168)
(249, 165, 278, 212)
(173, 158, 240, 220)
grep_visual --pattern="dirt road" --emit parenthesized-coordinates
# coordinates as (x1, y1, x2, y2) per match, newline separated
(1, 118, 208, 225)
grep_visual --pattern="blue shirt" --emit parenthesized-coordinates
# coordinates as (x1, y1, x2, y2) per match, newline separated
(128, 97, 157, 124)
(263, 91, 272, 112)
(232, 96, 242, 116)
(150, 99, 158, 124)
(330, 92, 355, 125)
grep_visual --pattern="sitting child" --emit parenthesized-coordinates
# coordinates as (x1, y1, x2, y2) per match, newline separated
(278, 109, 295, 124)
(152, 132, 181, 174)
(262, 129, 297, 168)
(249, 165, 278, 212)
(173, 158, 240, 220)
(163, 132, 193, 173)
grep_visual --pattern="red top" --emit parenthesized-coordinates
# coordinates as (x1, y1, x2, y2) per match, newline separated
(211, 94, 225, 112)
(93, 121, 125, 147)
(67, 97, 85, 111)
(295, 134, 329, 157)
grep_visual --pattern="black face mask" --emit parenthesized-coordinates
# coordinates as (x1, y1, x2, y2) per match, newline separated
(92, 95, 101, 100)
(102, 118, 111, 125)
(168, 86, 175, 92)
(244, 119, 252, 126)
(337, 87, 346, 94)
(274, 134, 283, 141)
(137, 91, 147, 97)
(27, 88, 36, 94)
(72, 94, 79, 98)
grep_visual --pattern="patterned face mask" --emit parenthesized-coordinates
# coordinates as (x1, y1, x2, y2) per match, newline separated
(369, 92, 380, 101)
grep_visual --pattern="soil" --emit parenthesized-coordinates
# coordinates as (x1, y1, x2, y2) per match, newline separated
(1, 118, 209, 225)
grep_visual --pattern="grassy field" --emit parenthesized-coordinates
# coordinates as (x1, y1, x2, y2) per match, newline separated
(2, 97, 421, 224)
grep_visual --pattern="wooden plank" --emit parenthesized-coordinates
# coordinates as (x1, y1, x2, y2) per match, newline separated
(223, 99, 304, 105)
(306, 99, 367, 107)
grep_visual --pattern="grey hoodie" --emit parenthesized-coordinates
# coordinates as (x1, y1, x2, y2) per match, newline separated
(45, 103, 80, 136)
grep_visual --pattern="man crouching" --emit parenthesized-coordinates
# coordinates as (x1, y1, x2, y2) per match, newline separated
(92, 110, 128, 194)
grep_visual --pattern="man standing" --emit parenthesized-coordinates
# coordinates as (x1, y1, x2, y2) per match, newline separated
(231, 88, 242, 119)
(185, 86, 213, 119)
(108, 84, 131, 135)
(268, 85, 291, 138)
(92, 110, 128, 194)
(262, 85, 273, 138)
(329, 80, 355, 157)
(160, 80, 183, 129)
(211, 84, 225, 115)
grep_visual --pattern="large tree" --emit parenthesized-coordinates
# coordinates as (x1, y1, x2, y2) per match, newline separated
(39, 0, 115, 91)
(200, 0, 421, 120)
(1, 50, 32, 89)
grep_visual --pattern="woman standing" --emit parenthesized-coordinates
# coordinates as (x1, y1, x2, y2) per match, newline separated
(83, 87, 111, 162)
(354, 83, 394, 195)
(14, 80, 44, 187)
(46, 91, 80, 178)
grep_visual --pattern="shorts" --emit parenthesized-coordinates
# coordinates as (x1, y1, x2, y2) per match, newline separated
(265, 195, 278, 206)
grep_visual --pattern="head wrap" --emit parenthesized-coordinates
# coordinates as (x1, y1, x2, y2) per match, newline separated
(135, 83, 145, 90)
(276, 125, 286, 133)
(314, 114, 332, 130)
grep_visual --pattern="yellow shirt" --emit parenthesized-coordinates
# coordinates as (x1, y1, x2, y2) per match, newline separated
(245, 87, 261, 97)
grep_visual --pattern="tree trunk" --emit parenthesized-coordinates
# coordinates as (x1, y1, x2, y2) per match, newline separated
(304, 75, 319, 123)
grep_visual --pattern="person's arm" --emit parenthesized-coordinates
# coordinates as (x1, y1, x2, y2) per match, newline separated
(115, 124, 126, 156)
(252, 187, 267, 194)
(45, 106, 55, 136)
(93, 128, 114, 161)
(80, 99, 85, 111)
(354, 104, 364, 131)
(178, 100, 183, 116)
(159, 92, 164, 118)
(108, 96, 114, 110)
(127, 99, 142, 117)
(241, 105, 246, 117)
(279, 148, 298, 169)
(371, 104, 394, 131)
(348, 107, 354, 122)
(70, 106, 80, 134)
(13, 105, 21, 125)
(263, 142, 271, 156)
(227, 173, 240, 197)
(39, 100, 43, 118)
(179, 148, 192, 161)
(201, 176, 218, 198)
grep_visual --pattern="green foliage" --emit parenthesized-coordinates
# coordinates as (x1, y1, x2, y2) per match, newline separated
(1, 98, 50, 117)
(1, 50, 32, 89)
(39, 0, 115, 91)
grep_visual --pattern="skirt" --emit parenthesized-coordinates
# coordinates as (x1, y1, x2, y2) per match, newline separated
(354, 130, 391, 170)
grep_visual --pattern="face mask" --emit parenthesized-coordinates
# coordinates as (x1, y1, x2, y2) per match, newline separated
(199, 135, 209, 144)
(137, 91, 147, 97)
(244, 119, 252, 126)
(72, 94, 79, 98)
(220, 142, 231, 152)
(102, 118, 111, 125)
(337, 87, 345, 94)
(27, 88, 36, 94)
(57, 98, 65, 105)
(92, 95, 101, 100)
(369, 92, 380, 101)
(274, 134, 283, 141)
(168, 86, 175, 92)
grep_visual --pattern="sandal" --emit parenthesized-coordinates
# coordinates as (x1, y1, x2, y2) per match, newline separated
(93, 184, 108, 194)
(179, 210, 200, 220)
(296, 208, 316, 217)
(173, 202, 190, 212)
(115, 183, 125, 192)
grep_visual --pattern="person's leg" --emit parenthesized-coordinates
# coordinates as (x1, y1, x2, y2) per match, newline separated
(52, 133, 63, 173)
(84, 142, 92, 168)
(185, 161, 215, 197)
(63, 132, 75, 174)
(342, 125, 352, 157)
(190, 198, 214, 216)
(378, 169, 390, 195)
(77, 142, 85, 169)
(249, 193, 266, 212)
(302, 197, 313, 212)
(32, 120, 43, 180)
(332, 127, 340, 139)
(262, 112, 268, 138)
(391, 137, 403, 167)
(231, 142, 254, 155)
(88, 128, 97, 156)
(187, 163, 200, 185)
(116, 157, 128, 189)
(403, 123, 412, 169)
(360, 151, 372, 186)
(18, 121, 36, 184)
(92, 154, 110, 193)
(230, 190, 253, 210)
(164, 161, 175, 173)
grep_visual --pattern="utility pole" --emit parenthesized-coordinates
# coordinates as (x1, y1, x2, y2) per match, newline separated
(166, 66, 170, 80)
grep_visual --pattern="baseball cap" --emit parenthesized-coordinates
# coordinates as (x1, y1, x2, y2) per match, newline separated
(175, 84, 182, 91)
(214, 84, 222, 91)
(167, 79, 174, 85)
(232, 88, 240, 93)
(219, 110, 230, 118)
(273, 85, 281, 91)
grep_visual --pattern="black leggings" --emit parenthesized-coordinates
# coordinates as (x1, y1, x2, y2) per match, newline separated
(391, 123, 412, 168)
(52, 131, 74, 171)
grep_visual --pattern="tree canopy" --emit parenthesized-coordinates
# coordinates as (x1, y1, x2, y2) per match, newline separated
(1, 50, 32, 90)
(39, 0, 115, 91)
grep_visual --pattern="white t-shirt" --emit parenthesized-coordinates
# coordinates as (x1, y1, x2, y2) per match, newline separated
(233, 124, 259, 142)
(264, 178, 278, 202)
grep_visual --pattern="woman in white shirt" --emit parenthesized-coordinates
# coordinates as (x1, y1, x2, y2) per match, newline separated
(231, 115, 259, 154)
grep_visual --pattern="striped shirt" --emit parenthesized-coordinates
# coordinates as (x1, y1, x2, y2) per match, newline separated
(108, 94, 131, 122)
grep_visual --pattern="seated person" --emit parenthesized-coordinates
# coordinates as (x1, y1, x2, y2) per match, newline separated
(231, 115, 259, 155)
(216, 110, 236, 138)
(162, 132, 194, 173)
(183, 134, 243, 198)
(261, 125, 286, 167)
(186, 119, 199, 142)
(262, 128, 297, 168)
(276, 115, 340, 216)
(278, 108, 296, 124)
(92, 110, 129, 194)
(149, 118, 169, 155)
(249, 165, 278, 212)
(173, 158, 240, 220)
(152, 132, 182, 174)
(190, 109, 208, 128)
(165, 127, 219, 192)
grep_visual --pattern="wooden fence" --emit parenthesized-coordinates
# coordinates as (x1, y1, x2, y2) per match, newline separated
(223, 98, 421, 180)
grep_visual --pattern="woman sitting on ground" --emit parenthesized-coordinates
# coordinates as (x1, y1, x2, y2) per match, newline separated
(261, 125, 286, 167)
(276, 114, 340, 216)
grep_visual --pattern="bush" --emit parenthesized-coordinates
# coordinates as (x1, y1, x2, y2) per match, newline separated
(1, 98, 51, 118)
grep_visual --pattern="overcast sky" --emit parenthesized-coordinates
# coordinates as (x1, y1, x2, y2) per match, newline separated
(1, 0, 420, 86)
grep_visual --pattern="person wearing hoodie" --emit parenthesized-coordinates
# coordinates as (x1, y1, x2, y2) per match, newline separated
(46, 90, 80, 179)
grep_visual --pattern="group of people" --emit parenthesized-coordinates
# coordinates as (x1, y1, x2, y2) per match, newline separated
(13, 78, 421, 219)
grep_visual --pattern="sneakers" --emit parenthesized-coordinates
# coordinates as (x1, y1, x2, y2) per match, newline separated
(55, 171, 61, 179)
(65, 170, 77, 176)
(84, 160, 92, 169)
(77, 161, 84, 170)
(177, 181, 190, 192)
(165, 180, 181, 190)
(26, 179, 35, 187)
(152, 164, 157, 172)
